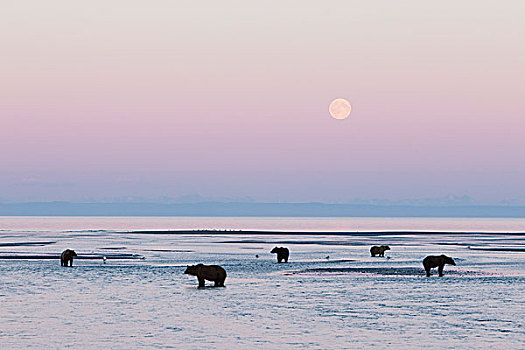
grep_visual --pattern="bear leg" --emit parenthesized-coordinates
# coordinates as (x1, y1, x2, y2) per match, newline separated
(198, 277, 205, 288)
(215, 279, 225, 287)
(438, 265, 444, 277)
(424, 266, 431, 277)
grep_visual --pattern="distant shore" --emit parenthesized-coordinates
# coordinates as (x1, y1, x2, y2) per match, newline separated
(122, 230, 525, 235)
(2, 201, 525, 217)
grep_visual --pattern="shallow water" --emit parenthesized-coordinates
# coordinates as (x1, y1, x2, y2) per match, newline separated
(0, 217, 524, 349)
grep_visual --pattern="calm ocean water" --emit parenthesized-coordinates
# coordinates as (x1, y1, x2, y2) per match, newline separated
(2, 216, 525, 233)
(1, 217, 524, 349)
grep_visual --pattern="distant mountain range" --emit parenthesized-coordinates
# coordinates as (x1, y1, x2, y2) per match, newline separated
(0, 201, 524, 217)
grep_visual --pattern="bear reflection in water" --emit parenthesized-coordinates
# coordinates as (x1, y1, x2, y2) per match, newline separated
(184, 264, 227, 288)
(423, 255, 456, 277)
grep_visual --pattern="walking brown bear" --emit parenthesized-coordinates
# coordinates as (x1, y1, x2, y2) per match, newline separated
(61, 249, 77, 267)
(423, 255, 456, 277)
(184, 264, 227, 288)
(370, 245, 390, 257)
(271, 247, 289, 263)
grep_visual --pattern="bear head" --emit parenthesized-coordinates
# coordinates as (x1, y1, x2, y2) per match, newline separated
(64, 249, 77, 257)
(184, 264, 203, 276)
(442, 255, 456, 265)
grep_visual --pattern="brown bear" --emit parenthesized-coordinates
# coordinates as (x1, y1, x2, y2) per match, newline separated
(271, 247, 289, 263)
(184, 264, 227, 288)
(61, 249, 77, 267)
(423, 255, 456, 277)
(370, 245, 390, 257)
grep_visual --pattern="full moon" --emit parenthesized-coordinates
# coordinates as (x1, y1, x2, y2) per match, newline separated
(329, 98, 352, 120)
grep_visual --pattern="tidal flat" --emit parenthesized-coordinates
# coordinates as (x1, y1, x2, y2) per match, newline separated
(0, 217, 524, 349)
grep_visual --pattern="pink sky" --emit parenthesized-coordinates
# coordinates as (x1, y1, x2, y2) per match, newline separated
(1, 1, 524, 202)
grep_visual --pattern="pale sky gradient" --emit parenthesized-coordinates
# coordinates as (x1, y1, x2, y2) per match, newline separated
(1, 1, 524, 203)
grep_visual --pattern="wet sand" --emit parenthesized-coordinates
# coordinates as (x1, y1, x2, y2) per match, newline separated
(0, 253, 142, 260)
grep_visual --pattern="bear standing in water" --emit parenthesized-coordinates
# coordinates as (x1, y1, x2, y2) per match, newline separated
(423, 255, 456, 277)
(271, 247, 289, 263)
(184, 264, 227, 288)
(370, 245, 390, 257)
(61, 249, 77, 267)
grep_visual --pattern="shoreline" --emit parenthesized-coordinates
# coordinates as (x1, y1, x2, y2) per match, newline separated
(121, 230, 525, 235)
